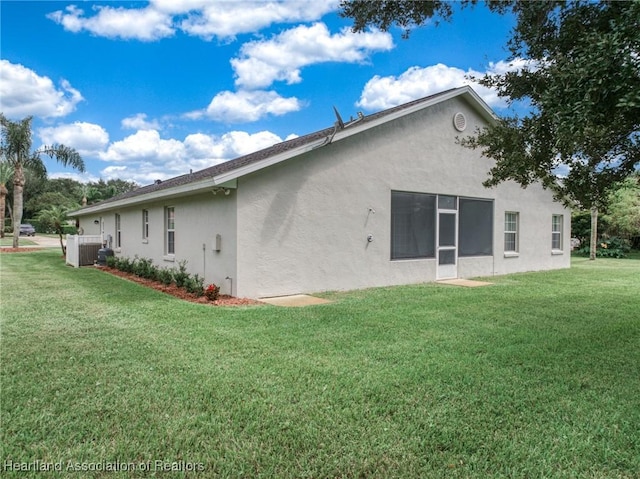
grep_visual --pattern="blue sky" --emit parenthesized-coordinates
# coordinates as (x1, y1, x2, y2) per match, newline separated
(1, 1, 519, 185)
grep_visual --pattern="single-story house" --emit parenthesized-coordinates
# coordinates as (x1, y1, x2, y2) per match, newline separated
(69, 86, 570, 298)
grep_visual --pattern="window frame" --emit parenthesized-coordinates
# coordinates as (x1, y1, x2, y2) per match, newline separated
(165, 206, 175, 257)
(504, 211, 519, 254)
(552, 214, 563, 252)
(142, 209, 149, 242)
(390, 190, 437, 260)
(115, 213, 122, 249)
(458, 197, 494, 257)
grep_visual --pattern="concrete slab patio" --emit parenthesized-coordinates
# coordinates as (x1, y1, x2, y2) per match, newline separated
(436, 278, 493, 287)
(259, 294, 333, 307)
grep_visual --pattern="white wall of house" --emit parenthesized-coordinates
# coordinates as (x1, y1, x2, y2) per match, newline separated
(235, 96, 570, 298)
(74, 92, 570, 299)
(78, 192, 238, 295)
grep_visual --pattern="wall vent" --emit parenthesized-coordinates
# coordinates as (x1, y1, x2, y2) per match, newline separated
(453, 112, 467, 132)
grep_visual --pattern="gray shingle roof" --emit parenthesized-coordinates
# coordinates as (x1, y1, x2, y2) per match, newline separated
(77, 88, 462, 210)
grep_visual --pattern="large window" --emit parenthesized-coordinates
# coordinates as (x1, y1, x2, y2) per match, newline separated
(115, 213, 121, 248)
(458, 198, 493, 256)
(552, 214, 563, 250)
(166, 207, 175, 255)
(142, 209, 149, 240)
(391, 191, 436, 259)
(504, 212, 519, 253)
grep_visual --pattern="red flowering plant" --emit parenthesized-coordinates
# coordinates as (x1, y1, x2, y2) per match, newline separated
(204, 283, 220, 301)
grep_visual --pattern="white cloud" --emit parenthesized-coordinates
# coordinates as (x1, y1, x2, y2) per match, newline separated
(49, 171, 101, 184)
(189, 90, 303, 123)
(99, 130, 185, 163)
(95, 129, 285, 184)
(176, 0, 339, 40)
(0, 60, 84, 119)
(47, 4, 174, 41)
(37, 122, 110, 157)
(46, 0, 339, 42)
(231, 23, 394, 89)
(192, 130, 283, 157)
(356, 60, 531, 111)
(121, 113, 162, 131)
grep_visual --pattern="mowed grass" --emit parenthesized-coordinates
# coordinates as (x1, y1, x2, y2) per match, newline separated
(0, 238, 37, 247)
(1, 251, 639, 478)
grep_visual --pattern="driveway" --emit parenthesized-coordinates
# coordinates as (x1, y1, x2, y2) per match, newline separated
(0, 235, 63, 249)
(31, 235, 64, 248)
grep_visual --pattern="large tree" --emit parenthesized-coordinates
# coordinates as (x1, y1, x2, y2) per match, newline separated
(0, 115, 85, 248)
(341, 0, 640, 259)
(0, 159, 13, 238)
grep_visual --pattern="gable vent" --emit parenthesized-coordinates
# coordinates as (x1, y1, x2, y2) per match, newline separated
(453, 112, 467, 132)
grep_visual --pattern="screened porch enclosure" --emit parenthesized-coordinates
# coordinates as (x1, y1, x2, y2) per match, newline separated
(390, 191, 494, 279)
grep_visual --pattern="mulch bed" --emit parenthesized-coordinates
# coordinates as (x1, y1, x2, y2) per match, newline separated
(99, 266, 262, 307)
(1, 246, 261, 306)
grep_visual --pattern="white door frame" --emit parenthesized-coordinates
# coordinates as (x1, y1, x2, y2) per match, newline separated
(436, 206, 458, 280)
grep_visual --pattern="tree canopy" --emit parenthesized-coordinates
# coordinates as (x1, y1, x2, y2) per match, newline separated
(341, 0, 640, 257)
(1, 114, 85, 246)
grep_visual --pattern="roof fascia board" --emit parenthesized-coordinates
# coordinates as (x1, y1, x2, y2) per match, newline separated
(69, 177, 223, 216)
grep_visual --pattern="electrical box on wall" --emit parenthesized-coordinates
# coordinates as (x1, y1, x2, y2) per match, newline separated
(214, 234, 222, 252)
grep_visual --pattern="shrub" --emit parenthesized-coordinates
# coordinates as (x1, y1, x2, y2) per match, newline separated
(115, 256, 134, 273)
(133, 256, 158, 280)
(204, 284, 220, 301)
(576, 236, 631, 258)
(103, 255, 210, 296)
(157, 268, 174, 286)
(185, 274, 205, 297)
(62, 225, 76, 235)
(174, 260, 190, 289)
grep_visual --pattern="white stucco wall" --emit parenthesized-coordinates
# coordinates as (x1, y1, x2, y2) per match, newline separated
(74, 94, 570, 300)
(78, 192, 238, 295)
(234, 96, 570, 298)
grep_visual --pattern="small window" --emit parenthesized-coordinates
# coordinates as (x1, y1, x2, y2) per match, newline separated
(115, 213, 121, 248)
(166, 207, 175, 255)
(391, 191, 436, 259)
(504, 212, 519, 253)
(552, 214, 563, 250)
(438, 195, 457, 210)
(142, 209, 149, 240)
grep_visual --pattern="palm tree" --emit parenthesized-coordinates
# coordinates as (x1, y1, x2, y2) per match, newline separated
(0, 159, 14, 238)
(0, 115, 85, 248)
(36, 205, 70, 255)
(78, 183, 101, 206)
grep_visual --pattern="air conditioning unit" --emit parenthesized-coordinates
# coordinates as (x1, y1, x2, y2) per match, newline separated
(78, 243, 102, 266)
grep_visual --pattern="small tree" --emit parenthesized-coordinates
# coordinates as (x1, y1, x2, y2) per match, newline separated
(602, 174, 640, 243)
(36, 205, 70, 255)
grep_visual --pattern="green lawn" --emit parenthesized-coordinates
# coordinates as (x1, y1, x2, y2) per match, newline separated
(0, 237, 37, 247)
(1, 251, 638, 478)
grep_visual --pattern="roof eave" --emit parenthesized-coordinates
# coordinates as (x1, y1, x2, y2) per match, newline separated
(68, 176, 223, 216)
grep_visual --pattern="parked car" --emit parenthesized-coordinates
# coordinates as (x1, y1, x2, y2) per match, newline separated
(19, 224, 36, 236)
